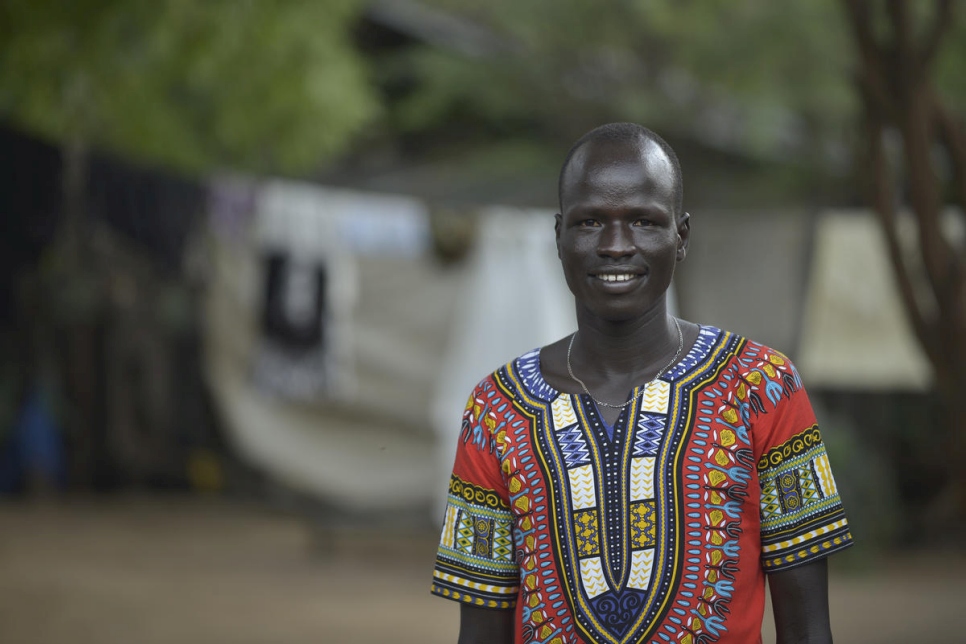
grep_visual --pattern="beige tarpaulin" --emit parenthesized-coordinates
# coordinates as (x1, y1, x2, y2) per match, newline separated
(203, 180, 576, 515)
(204, 178, 457, 512)
(797, 211, 932, 390)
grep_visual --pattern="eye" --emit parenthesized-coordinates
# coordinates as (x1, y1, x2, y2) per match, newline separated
(633, 218, 655, 227)
(577, 219, 601, 227)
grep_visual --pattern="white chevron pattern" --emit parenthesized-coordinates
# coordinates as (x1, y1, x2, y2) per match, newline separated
(551, 395, 578, 429)
(568, 465, 597, 510)
(639, 380, 671, 414)
(626, 549, 655, 590)
(630, 457, 656, 501)
(579, 557, 609, 598)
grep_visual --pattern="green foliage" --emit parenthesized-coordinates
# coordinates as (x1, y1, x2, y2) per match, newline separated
(0, 0, 380, 174)
(394, 0, 963, 163)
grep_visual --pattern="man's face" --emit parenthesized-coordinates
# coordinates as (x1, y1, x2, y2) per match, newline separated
(555, 138, 689, 323)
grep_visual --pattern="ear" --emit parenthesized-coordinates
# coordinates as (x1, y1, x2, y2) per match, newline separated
(676, 211, 691, 261)
(554, 213, 563, 259)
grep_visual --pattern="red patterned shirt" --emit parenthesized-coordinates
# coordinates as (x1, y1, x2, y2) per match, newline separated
(432, 326, 853, 644)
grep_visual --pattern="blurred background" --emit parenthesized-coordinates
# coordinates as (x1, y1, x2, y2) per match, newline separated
(1, 1, 965, 642)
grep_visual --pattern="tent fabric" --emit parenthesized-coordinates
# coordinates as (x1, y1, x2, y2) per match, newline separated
(797, 211, 931, 390)
(203, 181, 575, 513)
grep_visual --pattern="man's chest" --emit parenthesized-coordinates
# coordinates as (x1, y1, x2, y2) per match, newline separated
(495, 384, 761, 643)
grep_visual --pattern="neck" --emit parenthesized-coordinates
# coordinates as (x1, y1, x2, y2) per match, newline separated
(571, 301, 678, 379)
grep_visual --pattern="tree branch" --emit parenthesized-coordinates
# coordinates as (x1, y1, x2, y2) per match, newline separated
(886, 0, 913, 61)
(842, 0, 891, 114)
(862, 93, 940, 364)
(933, 99, 966, 369)
(880, 2, 953, 318)
(935, 100, 966, 228)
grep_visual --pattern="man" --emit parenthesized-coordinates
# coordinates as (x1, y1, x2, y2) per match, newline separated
(432, 123, 853, 644)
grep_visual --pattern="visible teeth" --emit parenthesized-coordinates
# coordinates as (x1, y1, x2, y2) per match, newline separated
(597, 274, 634, 282)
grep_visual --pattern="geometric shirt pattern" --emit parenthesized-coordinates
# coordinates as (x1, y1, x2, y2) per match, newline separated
(432, 326, 853, 644)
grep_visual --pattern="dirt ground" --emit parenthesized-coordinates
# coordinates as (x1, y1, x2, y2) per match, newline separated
(1, 496, 963, 644)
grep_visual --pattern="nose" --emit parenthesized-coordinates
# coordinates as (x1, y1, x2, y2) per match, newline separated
(597, 222, 635, 258)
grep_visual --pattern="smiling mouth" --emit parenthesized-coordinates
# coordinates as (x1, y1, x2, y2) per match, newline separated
(593, 273, 640, 283)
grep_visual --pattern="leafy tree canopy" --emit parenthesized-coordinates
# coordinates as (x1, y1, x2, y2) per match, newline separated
(0, 0, 380, 174)
(391, 0, 966, 165)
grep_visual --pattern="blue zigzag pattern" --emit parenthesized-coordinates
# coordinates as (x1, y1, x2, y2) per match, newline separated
(557, 425, 591, 468)
(634, 413, 666, 457)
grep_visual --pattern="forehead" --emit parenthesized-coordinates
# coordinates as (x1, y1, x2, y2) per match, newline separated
(561, 138, 676, 214)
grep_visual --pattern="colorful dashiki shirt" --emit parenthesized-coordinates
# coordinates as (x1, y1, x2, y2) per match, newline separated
(432, 326, 853, 644)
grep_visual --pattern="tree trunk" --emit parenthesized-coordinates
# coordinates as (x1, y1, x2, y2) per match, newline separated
(843, 0, 966, 533)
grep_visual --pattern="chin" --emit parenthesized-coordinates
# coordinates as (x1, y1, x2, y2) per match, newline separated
(583, 303, 653, 324)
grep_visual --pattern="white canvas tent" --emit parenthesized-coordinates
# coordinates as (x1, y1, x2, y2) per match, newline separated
(797, 211, 934, 390)
(203, 179, 573, 516)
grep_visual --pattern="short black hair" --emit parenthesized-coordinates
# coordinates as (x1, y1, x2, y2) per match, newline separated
(557, 122, 684, 215)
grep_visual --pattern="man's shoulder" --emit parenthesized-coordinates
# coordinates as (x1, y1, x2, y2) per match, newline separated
(467, 346, 555, 401)
(704, 326, 792, 361)
(675, 324, 805, 385)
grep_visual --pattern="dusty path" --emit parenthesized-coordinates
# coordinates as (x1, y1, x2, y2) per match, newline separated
(0, 496, 961, 643)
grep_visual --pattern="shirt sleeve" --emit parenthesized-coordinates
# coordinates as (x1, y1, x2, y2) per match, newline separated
(431, 376, 519, 608)
(745, 348, 854, 573)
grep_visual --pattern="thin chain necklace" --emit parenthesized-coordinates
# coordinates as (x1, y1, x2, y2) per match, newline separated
(566, 317, 684, 409)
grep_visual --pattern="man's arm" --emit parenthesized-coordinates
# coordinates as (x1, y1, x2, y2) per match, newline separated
(768, 558, 833, 644)
(458, 604, 514, 644)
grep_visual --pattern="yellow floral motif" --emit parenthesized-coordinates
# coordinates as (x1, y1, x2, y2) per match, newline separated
(714, 449, 730, 466)
(769, 353, 786, 366)
(736, 382, 747, 400)
(709, 510, 723, 525)
(720, 408, 739, 424)
(708, 470, 727, 487)
(575, 510, 600, 556)
(630, 501, 657, 548)
(719, 429, 736, 447)
(745, 370, 762, 385)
